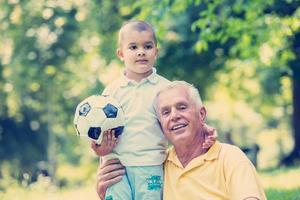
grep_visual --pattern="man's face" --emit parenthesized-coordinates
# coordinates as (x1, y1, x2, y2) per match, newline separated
(156, 86, 206, 146)
(117, 27, 158, 81)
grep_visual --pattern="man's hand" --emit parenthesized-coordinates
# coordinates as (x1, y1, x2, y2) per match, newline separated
(202, 124, 217, 149)
(96, 159, 125, 199)
(91, 130, 119, 156)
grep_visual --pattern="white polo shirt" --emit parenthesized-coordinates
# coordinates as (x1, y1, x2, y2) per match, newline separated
(102, 68, 170, 166)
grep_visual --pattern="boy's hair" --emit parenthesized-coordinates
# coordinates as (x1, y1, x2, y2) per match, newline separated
(118, 20, 157, 47)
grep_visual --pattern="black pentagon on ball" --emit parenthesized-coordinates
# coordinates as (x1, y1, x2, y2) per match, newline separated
(103, 103, 118, 118)
(79, 102, 91, 116)
(111, 126, 124, 137)
(88, 127, 101, 140)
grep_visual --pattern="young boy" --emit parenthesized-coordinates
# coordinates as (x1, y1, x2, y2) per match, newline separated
(91, 20, 214, 200)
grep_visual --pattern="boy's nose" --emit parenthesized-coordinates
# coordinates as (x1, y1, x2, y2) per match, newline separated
(137, 50, 145, 56)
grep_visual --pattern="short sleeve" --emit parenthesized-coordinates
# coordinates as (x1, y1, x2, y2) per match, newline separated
(224, 150, 266, 200)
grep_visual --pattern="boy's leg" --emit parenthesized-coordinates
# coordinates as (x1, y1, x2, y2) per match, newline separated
(127, 165, 163, 200)
(105, 170, 133, 200)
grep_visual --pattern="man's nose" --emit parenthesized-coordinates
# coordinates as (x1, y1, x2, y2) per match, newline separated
(170, 109, 180, 121)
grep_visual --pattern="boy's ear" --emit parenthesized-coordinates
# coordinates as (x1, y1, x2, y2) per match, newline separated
(155, 48, 159, 59)
(116, 48, 124, 61)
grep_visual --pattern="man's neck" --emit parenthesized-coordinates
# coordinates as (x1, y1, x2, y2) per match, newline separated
(174, 134, 208, 168)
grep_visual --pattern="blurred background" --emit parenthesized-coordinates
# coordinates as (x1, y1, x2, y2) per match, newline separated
(0, 0, 300, 199)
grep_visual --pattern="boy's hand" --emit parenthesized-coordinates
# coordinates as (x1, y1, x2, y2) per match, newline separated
(203, 123, 217, 149)
(91, 130, 119, 157)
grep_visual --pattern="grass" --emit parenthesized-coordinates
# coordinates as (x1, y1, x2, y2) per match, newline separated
(0, 177, 99, 200)
(1, 166, 300, 200)
(266, 188, 300, 200)
(260, 167, 300, 199)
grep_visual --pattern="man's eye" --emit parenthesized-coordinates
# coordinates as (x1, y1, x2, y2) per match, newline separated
(129, 45, 137, 50)
(161, 110, 170, 116)
(179, 105, 187, 110)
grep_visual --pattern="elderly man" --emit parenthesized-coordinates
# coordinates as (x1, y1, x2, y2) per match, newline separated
(96, 81, 266, 200)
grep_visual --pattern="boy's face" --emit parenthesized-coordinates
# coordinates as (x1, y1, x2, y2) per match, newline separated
(117, 27, 158, 81)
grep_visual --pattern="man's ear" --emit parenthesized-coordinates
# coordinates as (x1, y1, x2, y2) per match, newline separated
(157, 118, 162, 129)
(199, 106, 207, 121)
(116, 48, 124, 61)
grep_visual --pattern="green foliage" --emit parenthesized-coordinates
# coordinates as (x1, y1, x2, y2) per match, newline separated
(0, 0, 104, 176)
(0, 0, 300, 180)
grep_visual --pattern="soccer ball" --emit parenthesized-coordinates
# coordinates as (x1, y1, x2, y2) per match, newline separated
(73, 95, 125, 144)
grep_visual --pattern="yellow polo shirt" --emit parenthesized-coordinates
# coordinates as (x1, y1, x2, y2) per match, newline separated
(163, 141, 266, 200)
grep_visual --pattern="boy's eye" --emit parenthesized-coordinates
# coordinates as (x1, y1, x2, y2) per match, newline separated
(145, 44, 153, 49)
(129, 45, 137, 50)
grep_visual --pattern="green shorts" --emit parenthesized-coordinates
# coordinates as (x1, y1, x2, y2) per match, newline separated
(105, 165, 163, 200)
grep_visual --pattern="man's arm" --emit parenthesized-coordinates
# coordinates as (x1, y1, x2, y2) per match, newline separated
(96, 158, 125, 199)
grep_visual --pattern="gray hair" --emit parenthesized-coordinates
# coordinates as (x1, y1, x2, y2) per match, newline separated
(154, 81, 203, 115)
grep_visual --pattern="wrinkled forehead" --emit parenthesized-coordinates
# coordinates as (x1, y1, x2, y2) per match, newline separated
(156, 86, 189, 107)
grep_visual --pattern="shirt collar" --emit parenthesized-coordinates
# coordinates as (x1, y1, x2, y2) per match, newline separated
(166, 141, 222, 167)
(120, 68, 158, 87)
(202, 141, 221, 161)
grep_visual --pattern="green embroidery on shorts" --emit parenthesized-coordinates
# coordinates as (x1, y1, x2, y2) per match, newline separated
(146, 175, 162, 190)
(105, 195, 113, 200)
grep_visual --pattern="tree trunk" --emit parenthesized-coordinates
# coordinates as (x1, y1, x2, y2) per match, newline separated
(282, 31, 300, 165)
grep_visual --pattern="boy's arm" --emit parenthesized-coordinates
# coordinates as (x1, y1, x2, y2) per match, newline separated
(202, 123, 217, 149)
(91, 130, 119, 157)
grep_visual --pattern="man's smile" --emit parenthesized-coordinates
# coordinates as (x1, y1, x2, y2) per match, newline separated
(170, 123, 188, 132)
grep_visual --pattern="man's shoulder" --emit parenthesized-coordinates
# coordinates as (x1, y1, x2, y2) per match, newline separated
(220, 142, 242, 151)
(220, 143, 245, 155)
(219, 143, 250, 163)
